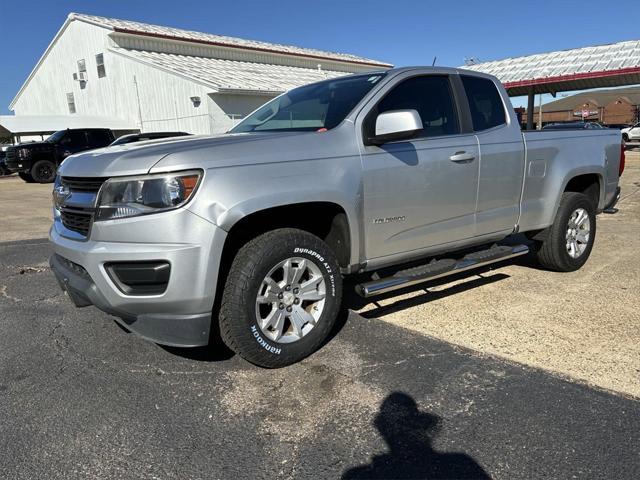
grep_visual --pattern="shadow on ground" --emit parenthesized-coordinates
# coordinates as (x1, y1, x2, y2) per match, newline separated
(342, 391, 490, 479)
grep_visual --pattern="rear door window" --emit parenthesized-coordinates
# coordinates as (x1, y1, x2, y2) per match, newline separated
(461, 76, 507, 131)
(65, 130, 87, 147)
(87, 130, 112, 147)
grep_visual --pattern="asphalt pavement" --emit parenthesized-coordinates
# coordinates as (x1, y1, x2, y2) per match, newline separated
(1, 240, 639, 479)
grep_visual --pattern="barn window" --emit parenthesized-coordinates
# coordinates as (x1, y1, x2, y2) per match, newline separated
(77, 59, 87, 88)
(96, 53, 106, 78)
(67, 92, 76, 114)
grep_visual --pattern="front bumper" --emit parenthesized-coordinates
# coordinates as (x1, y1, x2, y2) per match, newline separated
(49, 208, 227, 347)
(5, 152, 33, 172)
(5, 157, 30, 173)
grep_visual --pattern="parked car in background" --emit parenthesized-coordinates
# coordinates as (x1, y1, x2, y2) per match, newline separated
(5, 128, 115, 183)
(543, 121, 604, 130)
(621, 123, 640, 143)
(0, 146, 12, 176)
(605, 123, 632, 130)
(49, 67, 624, 367)
(109, 131, 191, 146)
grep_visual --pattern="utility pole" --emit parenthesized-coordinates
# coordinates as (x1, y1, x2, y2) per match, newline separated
(133, 75, 143, 132)
(538, 94, 543, 130)
(526, 88, 535, 130)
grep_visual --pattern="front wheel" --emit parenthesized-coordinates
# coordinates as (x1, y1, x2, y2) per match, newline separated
(219, 228, 342, 368)
(535, 192, 596, 272)
(31, 160, 56, 183)
(622, 133, 629, 143)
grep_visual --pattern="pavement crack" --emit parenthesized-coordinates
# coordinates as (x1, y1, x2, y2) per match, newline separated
(48, 320, 68, 375)
(0, 285, 21, 302)
(618, 185, 640, 204)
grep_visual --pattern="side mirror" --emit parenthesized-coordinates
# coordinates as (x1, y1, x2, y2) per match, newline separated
(368, 109, 422, 145)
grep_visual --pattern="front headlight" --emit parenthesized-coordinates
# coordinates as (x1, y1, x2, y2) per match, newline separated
(96, 170, 202, 221)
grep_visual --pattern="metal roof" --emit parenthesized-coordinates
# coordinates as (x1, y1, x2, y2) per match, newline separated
(72, 13, 392, 68)
(0, 115, 137, 137)
(119, 49, 353, 94)
(464, 40, 640, 96)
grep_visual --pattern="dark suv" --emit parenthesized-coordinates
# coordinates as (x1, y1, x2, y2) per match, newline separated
(5, 128, 115, 183)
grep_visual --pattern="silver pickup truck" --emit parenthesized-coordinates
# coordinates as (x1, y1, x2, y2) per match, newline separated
(50, 67, 625, 367)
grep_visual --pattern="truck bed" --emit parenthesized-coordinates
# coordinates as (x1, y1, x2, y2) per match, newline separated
(518, 128, 622, 232)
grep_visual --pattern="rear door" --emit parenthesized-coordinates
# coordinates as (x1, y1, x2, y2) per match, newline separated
(460, 75, 525, 236)
(359, 73, 480, 260)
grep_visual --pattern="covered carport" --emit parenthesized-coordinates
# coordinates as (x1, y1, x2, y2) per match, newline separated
(464, 39, 640, 129)
(0, 115, 138, 144)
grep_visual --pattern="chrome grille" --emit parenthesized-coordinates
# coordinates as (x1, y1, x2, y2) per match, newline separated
(58, 177, 109, 238)
(61, 176, 108, 193)
(4, 147, 17, 169)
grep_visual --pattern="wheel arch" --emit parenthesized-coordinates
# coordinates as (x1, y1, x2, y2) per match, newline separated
(218, 200, 356, 272)
(562, 172, 603, 209)
(529, 169, 603, 240)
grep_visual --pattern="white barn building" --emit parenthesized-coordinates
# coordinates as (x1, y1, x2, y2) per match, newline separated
(8, 13, 392, 137)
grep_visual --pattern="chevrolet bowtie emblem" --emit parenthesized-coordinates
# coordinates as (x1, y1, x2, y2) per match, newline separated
(54, 184, 71, 208)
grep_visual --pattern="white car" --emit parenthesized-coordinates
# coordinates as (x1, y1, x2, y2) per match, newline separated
(621, 123, 640, 142)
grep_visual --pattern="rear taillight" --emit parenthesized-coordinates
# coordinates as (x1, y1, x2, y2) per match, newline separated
(619, 143, 625, 177)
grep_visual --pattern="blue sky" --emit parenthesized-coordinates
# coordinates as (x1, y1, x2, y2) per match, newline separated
(3, 0, 640, 114)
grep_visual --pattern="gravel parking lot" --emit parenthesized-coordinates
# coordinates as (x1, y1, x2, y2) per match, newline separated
(0, 155, 639, 478)
(357, 151, 640, 398)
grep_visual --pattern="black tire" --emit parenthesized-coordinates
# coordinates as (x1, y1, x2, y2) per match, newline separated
(622, 133, 629, 143)
(31, 160, 56, 183)
(18, 172, 36, 183)
(219, 228, 343, 368)
(535, 192, 596, 272)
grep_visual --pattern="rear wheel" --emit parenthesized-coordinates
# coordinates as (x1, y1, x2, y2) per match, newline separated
(219, 228, 342, 368)
(535, 192, 596, 272)
(31, 160, 56, 183)
(18, 172, 36, 183)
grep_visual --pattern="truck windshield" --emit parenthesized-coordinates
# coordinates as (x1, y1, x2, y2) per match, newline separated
(46, 130, 66, 143)
(231, 73, 386, 133)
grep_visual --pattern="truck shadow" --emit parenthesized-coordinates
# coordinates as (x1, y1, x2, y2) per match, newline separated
(160, 343, 235, 362)
(342, 391, 490, 479)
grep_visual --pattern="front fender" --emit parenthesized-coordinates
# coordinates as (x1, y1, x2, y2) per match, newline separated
(187, 160, 363, 267)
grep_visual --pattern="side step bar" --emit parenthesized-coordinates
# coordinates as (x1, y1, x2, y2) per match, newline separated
(357, 244, 529, 298)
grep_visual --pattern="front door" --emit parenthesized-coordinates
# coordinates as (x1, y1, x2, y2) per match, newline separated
(359, 74, 479, 260)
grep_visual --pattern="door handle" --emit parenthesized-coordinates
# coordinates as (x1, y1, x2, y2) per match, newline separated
(449, 151, 476, 163)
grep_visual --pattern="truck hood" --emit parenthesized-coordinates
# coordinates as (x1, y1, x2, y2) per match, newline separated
(56, 132, 311, 178)
(16, 141, 54, 151)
